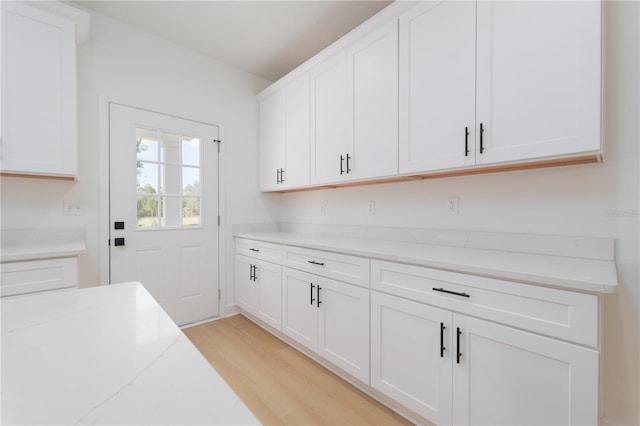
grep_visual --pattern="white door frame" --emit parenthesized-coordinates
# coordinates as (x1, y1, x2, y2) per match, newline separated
(97, 96, 229, 317)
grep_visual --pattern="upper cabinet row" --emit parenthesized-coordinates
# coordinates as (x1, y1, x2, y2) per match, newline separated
(1, 1, 89, 180)
(258, 0, 602, 192)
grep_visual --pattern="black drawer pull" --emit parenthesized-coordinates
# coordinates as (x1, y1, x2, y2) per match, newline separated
(308, 260, 325, 266)
(310, 283, 316, 305)
(457, 328, 462, 364)
(440, 322, 446, 358)
(249, 248, 260, 252)
(432, 287, 470, 298)
(317, 286, 322, 307)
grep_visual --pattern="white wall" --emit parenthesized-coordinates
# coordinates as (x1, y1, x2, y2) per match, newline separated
(278, 1, 639, 424)
(1, 11, 280, 313)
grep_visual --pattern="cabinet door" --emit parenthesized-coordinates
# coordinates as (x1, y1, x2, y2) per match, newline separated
(253, 259, 282, 331)
(310, 51, 349, 184)
(398, 1, 476, 174)
(317, 278, 369, 383)
(453, 314, 598, 425)
(259, 92, 286, 191)
(281, 267, 319, 352)
(371, 291, 453, 424)
(476, 1, 601, 165)
(1, 1, 78, 177)
(347, 20, 399, 180)
(235, 255, 256, 313)
(281, 73, 310, 189)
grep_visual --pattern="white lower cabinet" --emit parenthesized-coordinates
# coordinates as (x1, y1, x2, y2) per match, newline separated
(282, 267, 370, 383)
(372, 290, 598, 425)
(235, 255, 282, 330)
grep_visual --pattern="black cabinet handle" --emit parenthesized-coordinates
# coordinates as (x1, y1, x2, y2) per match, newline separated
(249, 264, 254, 281)
(250, 265, 258, 281)
(479, 123, 485, 154)
(308, 260, 325, 266)
(464, 126, 470, 157)
(440, 322, 446, 358)
(317, 286, 322, 307)
(310, 283, 316, 305)
(346, 153, 351, 173)
(249, 248, 260, 252)
(280, 168, 285, 183)
(432, 287, 470, 298)
(456, 328, 462, 364)
(340, 155, 345, 175)
(276, 169, 280, 184)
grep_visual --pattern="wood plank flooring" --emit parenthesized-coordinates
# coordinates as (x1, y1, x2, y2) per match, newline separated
(183, 314, 413, 426)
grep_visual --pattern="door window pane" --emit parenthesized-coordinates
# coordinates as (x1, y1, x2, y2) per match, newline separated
(136, 128, 158, 162)
(160, 132, 181, 163)
(135, 128, 202, 229)
(137, 195, 159, 228)
(182, 137, 200, 166)
(182, 197, 200, 226)
(137, 162, 158, 194)
(182, 167, 200, 195)
(160, 164, 181, 195)
(160, 196, 182, 228)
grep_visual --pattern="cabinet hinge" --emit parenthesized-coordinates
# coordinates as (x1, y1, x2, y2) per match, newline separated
(218, 215, 221, 226)
(108, 239, 110, 246)
(213, 139, 221, 153)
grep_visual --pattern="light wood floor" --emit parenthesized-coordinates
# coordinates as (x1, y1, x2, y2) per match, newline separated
(183, 314, 413, 426)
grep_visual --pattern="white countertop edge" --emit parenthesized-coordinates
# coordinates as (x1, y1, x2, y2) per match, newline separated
(234, 232, 618, 294)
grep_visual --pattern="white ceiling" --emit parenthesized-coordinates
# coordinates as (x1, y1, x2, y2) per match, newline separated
(70, 0, 393, 82)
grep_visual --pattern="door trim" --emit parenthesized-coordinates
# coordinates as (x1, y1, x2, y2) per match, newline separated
(98, 97, 228, 316)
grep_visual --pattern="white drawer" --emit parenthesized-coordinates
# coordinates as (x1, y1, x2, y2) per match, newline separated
(1, 257, 78, 297)
(235, 238, 282, 263)
(371, 260, 598, 347)
(282, 245, 370, 288)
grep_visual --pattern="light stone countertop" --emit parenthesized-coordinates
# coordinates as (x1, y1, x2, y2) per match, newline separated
(1, 282, 260, 425)
(1, 228, 86, 262)
(234, 230, 618, 294)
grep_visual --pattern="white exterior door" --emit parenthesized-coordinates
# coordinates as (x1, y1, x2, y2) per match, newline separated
(475, 1, 601, 165)
(109, 104, 220, 326)
(452, 314, 598, 425)
(398, 0, 476, 174)
(317, 278, 370, 384)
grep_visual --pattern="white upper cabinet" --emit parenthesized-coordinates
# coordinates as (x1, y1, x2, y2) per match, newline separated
(399, 1, 476, 174)
(347, 20, 399, 181)
(399, 0, 602, 174)
(259, 73, 310, 191)
(475, 1, 602, 165)
(310, 20, 399, 185)
(1, 1, 89, 179)
(310, 51, 349, 184)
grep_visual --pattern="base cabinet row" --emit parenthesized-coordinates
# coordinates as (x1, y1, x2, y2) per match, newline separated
(235, 240, 599, 425)
(371, 291, 598, 425)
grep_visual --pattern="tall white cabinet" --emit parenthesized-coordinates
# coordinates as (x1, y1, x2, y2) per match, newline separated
(1, 1, 89, 179)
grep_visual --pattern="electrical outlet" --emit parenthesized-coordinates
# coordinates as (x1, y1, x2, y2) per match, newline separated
(320, 203, 326, 216)
(63, 200, 84, 216)
(368, 201, 376, 216)
(448, 197, 460, 215)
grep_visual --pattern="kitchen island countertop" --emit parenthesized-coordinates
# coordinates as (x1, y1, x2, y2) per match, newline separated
(1, 282, 259, 425)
